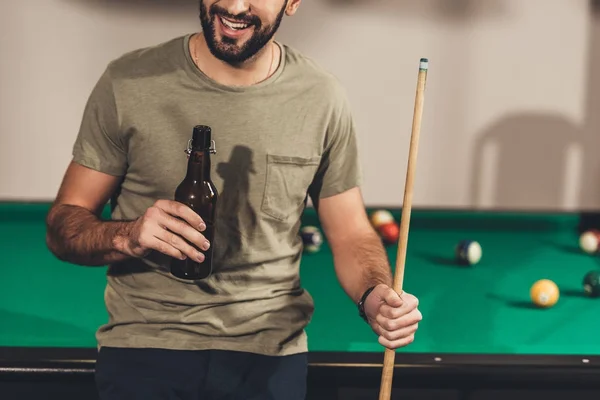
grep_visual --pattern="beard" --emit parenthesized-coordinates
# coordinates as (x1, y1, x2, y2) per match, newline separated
(199, 1, 287, 65)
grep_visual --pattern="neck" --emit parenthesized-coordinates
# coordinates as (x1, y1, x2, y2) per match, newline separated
(187, 149, 211, 182)
(191, 33, 279, 87)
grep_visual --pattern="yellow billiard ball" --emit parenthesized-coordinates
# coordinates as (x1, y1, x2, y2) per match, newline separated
(530, 279, 559, 308)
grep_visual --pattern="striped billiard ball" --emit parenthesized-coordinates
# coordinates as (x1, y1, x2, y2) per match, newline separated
(455, 240, 482, 265)
(300, 226, 323, 253)
(583, 270, 600, 297)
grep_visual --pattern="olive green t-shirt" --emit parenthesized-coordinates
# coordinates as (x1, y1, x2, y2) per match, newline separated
(72, 34, 362, 356)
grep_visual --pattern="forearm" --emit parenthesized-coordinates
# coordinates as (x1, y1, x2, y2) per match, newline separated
(46, 204, 133, 266)
(331, 228, 393, 303)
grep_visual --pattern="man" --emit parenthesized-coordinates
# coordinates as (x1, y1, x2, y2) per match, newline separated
(45, 0, 422, 399)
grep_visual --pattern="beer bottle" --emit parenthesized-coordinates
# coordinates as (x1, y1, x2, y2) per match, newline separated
(171, 125, 218, 280)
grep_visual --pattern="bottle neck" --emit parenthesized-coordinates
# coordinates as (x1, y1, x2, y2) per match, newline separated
(186, 149, 211, 181)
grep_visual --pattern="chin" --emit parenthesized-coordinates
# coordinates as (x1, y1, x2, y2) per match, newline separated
(211, 46, 249, 65)
(207, 38, 258, 65)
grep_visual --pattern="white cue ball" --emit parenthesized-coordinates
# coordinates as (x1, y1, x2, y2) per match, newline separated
(468, 242, 482, 264)
(580, 230, 599, 254)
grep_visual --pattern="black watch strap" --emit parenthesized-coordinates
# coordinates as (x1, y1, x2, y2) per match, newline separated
(357, 286, 376, 323)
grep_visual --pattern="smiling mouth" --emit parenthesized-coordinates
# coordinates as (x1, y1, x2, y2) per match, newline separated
(219, 16, 252, 31)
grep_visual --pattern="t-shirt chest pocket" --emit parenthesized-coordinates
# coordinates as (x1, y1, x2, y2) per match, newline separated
(261, 154, 321, 222)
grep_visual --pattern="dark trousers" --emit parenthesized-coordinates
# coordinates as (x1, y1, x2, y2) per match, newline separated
(95, 346, 307, 400)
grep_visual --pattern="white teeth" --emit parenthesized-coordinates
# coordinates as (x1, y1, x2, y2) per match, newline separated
(220, 17, 249, 30)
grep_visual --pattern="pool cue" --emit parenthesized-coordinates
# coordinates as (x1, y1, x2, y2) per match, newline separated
(378, 57, 429, 400)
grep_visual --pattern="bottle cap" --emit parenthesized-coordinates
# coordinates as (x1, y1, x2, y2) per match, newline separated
(192, 125, 212, 150)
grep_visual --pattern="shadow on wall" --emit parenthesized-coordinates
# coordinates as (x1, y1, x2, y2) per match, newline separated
(324, 0, 508, 20)
(469, 114, 582, 209)
(580, 0, 600, 209)
(469, 0, 600, 211)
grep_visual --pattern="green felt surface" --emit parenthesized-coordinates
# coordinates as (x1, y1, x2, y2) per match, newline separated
(1, 202, 600, 356)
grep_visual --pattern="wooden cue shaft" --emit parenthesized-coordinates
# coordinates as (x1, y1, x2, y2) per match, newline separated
(378, 57, 429, 400)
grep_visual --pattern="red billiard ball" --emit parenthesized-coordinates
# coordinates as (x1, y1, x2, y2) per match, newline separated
(378, 222, 399, 244)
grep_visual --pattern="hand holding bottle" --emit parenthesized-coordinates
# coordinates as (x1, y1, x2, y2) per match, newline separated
(120, 199, 210, 262)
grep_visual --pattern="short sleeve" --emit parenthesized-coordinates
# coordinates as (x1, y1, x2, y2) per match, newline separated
(72, 65, 127, 176)
(308, 88, 363, 206)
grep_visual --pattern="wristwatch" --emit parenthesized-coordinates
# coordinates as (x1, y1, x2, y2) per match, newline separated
(357, 286, 376, 323)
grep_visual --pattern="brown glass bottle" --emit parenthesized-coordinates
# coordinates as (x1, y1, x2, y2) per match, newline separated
(170, 125, 218, 280)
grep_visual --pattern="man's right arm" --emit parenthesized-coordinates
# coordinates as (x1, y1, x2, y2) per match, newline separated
(46, 161, 209, 267)
(46, 161, 134, 266)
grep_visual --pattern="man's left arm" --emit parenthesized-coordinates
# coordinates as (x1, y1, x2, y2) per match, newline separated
(307, 81, 421, 349)
(317, 186, 422, 350)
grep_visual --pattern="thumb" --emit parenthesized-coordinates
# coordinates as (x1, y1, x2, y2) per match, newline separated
(382, 286, 403, 308)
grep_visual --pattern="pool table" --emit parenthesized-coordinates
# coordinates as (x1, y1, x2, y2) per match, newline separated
(2, 202, 600, 399)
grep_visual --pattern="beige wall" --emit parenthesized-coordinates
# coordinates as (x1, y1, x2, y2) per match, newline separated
(1, 0, 598, 210)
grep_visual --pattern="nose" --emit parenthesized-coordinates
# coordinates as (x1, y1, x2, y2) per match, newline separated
(220, 0, 250, 16)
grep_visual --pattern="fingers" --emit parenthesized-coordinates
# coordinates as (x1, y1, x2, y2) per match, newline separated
(375, 308, 422, 339)
(379, 292, 419, 319)
(151, 199, 210, 250)
(371, 291, 422, 350)
(381, 286, 403, 308)
(152, 225, 205, 263)
(137, 227, 186, 261)
(134, 200, 209, 261)
(373, 319, 418, 344)
(155, 199, 206, 231)
(372, 315, 421, 349)
(378, 330, 416, 350)
(157, 209, 209, 251)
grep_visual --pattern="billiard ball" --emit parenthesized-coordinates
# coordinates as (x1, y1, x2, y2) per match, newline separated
(370, 210, 395, 229)
(455, 240, 482, 265)
(583, 270, 600, 297)
(300, 226, 323, 253)
(378, 222, 399, 244)
(579, 230, 600, 254)
(530, 279, 559, 308)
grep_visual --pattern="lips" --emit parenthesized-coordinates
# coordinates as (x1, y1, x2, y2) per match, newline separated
(220, 16, 250, 30)
(217, 15, 254, 38)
